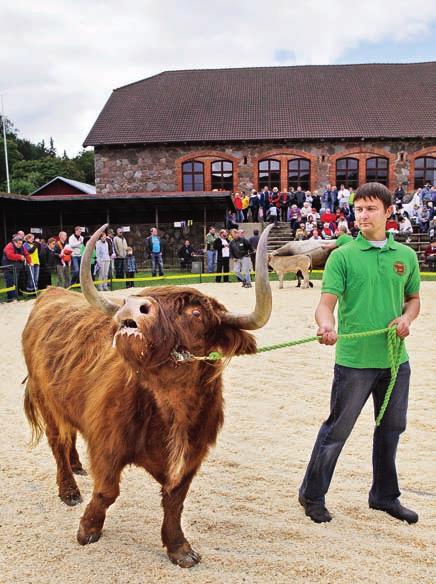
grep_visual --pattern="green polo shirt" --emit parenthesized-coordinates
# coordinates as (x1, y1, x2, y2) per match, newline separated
(322, 232, 420, 368)
(335, 234, 354, 247)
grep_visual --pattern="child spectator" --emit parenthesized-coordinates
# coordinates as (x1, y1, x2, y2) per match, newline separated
(295, 223, 307, 240)
(23, 233, 40, 291)
(321, 222, 334, 240)
(310, 228, 322, 241)
(126, 246, 137, 288)
(266, 204, 279, 227)
(61, 245, 73, 267)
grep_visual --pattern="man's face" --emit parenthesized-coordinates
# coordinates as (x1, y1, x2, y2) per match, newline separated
(210, 228, 215, 234)
(75, 227, 81, 236)
(59, 232, 67, 243)
(354, 197, 392, 237)
(15, 239, 23, 248)
(151, 228, 157, 236)
(117, 229, 122, 236)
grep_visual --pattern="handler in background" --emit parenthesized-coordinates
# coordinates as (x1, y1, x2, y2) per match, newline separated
(299, 183, 421, 524)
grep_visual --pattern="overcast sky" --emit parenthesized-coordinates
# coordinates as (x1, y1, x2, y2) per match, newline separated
(2, 0, 436, 156)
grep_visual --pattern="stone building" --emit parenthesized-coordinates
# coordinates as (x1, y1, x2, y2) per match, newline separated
(84, 62, 436, 196)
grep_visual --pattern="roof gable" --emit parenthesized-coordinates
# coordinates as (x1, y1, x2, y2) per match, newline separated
(83, 62, 436, 146)
(31, 176, 96, 196)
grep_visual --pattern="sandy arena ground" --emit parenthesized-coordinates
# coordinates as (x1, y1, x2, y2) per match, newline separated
(0, 281, 435, 584)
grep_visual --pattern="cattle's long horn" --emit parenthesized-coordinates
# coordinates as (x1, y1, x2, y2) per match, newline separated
(80, 224, 119, 315)
(222, 224, 273, 330)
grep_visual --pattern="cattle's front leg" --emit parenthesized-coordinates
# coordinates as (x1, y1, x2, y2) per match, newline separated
(161, 472, 201, 568)
(77, 465, 122, 545)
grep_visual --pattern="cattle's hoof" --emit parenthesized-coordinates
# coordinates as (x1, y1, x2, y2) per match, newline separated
(77, 526, 102, 545)
(72, 466, 88, 476)
(60, 491, 83, 506)
(168, 545, 201, 568)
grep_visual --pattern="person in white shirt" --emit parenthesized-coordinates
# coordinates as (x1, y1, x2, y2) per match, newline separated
(214, 229, 231, 282)
(69, 226, 84, 285)
(338, 184, 351, 208)
(95, 232, 111, 291)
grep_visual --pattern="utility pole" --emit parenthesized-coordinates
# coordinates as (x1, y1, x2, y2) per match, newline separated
(1, 96, 11, 193)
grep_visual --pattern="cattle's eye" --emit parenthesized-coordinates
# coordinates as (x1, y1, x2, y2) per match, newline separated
(192, 309, 201, 318)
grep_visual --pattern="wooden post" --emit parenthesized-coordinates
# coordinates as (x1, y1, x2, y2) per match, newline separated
(155, 207, 159, 228)
(59, 210, 63, 231)
(2, 209, 7, 244)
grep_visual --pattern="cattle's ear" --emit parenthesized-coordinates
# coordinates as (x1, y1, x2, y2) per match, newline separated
(214, 326, 257, 358)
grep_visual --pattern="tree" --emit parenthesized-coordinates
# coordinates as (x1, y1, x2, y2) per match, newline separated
(11, 158, 86, 193)
(16, 137, 48, 161)
(73, 149, 95, 184)
(0, 116, 95, 194)
(48, 137, 56, 157)
(0, 136, 23, 190)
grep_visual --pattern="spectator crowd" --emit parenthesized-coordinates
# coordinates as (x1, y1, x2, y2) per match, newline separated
(2, 183, 435, 302)
(229, 183, 436, 240)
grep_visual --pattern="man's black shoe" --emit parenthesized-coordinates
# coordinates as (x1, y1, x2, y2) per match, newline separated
(298, 494, 332, 523)
(369, 500, 418, 524)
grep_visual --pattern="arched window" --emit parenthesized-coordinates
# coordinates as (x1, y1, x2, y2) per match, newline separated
(414, 157, 436, 189)
(366, 157, 388, 185)
(288, 158, 310, 190)
(258, 159, 280, 190)
(211, 160, 233, 190)
(336, 158, 359, 189)
(182, 161, 204, 191)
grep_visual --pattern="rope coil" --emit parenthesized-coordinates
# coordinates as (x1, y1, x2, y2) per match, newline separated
(178, 326, 403, 427)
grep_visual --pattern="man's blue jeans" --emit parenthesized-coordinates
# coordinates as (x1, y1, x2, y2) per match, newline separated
(71, 256, 81, 285)
(300, 362, 410, 507)
(151, 252, 164, 276)
(207, 250, 216, 273)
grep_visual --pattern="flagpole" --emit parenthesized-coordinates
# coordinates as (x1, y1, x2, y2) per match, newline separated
(1, 95, 11, 193)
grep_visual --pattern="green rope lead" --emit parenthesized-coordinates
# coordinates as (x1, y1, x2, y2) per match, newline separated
(203, 326, 403, 427)
(375, 327, 404, 426)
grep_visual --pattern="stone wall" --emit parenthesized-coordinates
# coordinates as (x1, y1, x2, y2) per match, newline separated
(95, 140, 436, 194)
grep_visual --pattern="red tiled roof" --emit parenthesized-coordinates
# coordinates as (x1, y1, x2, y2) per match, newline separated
(83, 63, 436, 146)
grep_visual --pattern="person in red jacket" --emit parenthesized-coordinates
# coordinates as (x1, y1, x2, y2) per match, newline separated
(2, 234, 31, 301)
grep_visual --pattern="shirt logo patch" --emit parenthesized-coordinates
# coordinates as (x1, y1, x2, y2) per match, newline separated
(393, 261, 405, 275)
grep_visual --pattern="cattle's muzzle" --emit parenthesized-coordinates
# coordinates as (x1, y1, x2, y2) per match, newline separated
(115, 297, 155, 331)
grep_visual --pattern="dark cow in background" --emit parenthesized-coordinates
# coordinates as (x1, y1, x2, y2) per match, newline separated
(22, 224, 273, 568)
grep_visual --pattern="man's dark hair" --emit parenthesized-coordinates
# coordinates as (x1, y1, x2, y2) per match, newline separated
(354, 182, 393, 210)
(253, 229, 259, 235)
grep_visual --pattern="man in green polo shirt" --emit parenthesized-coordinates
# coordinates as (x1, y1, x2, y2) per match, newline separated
(321, 225, 354, 252)
(299, 182, 421, 525)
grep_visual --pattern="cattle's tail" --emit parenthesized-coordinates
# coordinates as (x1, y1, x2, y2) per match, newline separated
(24, 382, 45, 447)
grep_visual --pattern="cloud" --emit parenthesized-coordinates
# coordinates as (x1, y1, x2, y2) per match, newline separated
(1, 0, 435, 156)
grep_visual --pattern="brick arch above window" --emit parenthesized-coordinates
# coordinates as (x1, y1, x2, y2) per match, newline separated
(252, 149, 318, 192)
(176, 150, 239, 191)
(408, 147, 436, 191)
(328, 147, 396, 189)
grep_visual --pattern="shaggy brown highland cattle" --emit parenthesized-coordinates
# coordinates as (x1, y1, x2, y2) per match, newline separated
(22, 223, 273, 568)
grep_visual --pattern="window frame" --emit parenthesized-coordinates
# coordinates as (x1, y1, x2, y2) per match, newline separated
(211, 159, 233, 191)
(335, 157, 359, 189)
(365, 156, 389, 186)
(288, 158, 311, 191)
(258, 159, 281, 190)
(414, 156, 436, 189)
(182, 160, 204, 192)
